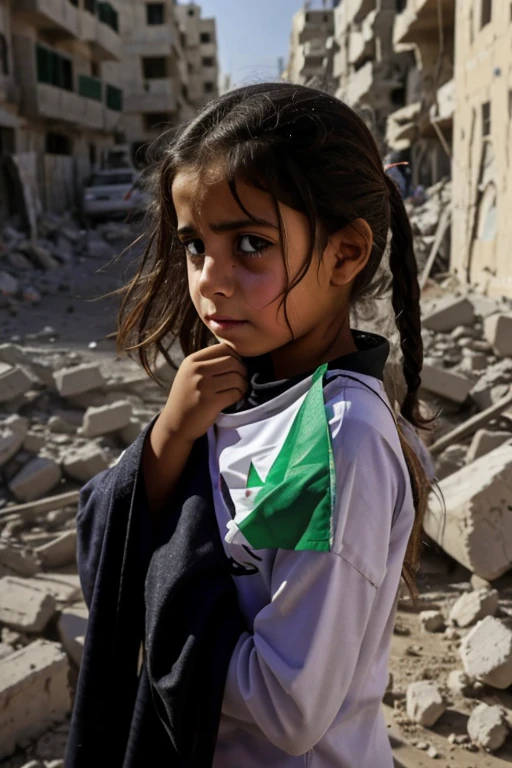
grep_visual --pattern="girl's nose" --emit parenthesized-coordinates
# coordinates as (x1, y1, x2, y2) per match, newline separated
(198, 255, 235, 298)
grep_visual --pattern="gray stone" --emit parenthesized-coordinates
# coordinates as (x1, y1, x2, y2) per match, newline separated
(0, 577, 57, 633)
(423, 297, 475, 333)
(0, 415, 28, 468)
(421, 363, 472, 404)
(0, 364, 32, 403)
(406, 681, 446, 727)
(0, 542, 40, 577)
(419, 611, 445, 633)
(467, 703, 508, 752)
(36, 531, 77, 570)
(484, 312, 512, 357)
(53, 363, 105, 398)
(424, 444, 512, 581)
(0, 270, 19, 296)
(62, 444, 109, 483)
(446, 669, 475, 697)
(58, 604, 88, 666)
(48, 415, 76, 435)
(449, 589, 499, 628)
(0, 640, 70, 760)
(9, 458, 62, 502)
(83, 400, 132, 438)
(466, 430, 512, 463)
(460, 616, 512, 689)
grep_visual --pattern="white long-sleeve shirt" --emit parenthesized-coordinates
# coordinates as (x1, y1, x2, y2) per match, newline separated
(208, 367, 415, 767)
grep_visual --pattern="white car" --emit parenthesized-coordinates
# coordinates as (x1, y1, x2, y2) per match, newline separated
(82, 169, 150, 220)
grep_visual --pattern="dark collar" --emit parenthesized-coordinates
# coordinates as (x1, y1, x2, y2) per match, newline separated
(230, 331, 389, 413)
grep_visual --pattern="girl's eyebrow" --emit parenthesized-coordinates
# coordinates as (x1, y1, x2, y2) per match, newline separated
(177, 218, 278, 237)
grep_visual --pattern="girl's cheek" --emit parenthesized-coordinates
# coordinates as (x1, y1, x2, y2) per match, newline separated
(238, 265, 287, 311)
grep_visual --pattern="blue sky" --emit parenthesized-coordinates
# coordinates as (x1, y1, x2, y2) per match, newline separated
(191, 0, 312, 85)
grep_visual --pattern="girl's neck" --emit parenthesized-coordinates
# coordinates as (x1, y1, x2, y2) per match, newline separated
(269, 317, 357, 380)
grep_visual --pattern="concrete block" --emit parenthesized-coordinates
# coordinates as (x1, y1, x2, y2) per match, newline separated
(26, 573, 81, 604)
(484, 312, 512, 357)
(449, 588, 499, 628)
(0, 640, 70, 759)
(0, 270, 19, 296)
(422, 297, 475, 333)
(460, 616, 512, 689)
(58, 603, 88, 666)
(419, 610, 445, 633)
(0, 576, 57, 633)
(0, 364, 32, 403)
(48, 415, 76, 435)
(36, 531, 77, 569)
(9, 458, 62, 502)
(119, 418, 144, 446)
(424, 444, 512, 580)
(83, 400, 132, 438)
(466, 430, 512, 463)
(0, 415, 28, 468)
(446, 670, 475, 697)
(421, 363, 472, 404)
(62, 444, 109, 483)
(406, 681, 446, 727)
(22, 432, 45, 453)
(467, 703, 508, 751)
(53, 363, 105, 398)
(0, 542, 40, 577)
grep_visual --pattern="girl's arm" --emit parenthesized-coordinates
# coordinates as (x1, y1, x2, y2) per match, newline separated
(220, 416, 409, 756)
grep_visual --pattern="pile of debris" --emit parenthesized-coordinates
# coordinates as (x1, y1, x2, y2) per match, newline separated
(0, 341, 170, 766)
(0, 214, 131, 317)
(406, 178, 452, 280)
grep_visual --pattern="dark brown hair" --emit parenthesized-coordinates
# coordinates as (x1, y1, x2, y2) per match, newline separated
(117, 82, 432, 593)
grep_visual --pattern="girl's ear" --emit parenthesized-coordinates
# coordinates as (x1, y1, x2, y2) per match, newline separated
(326, 218, 373, 287)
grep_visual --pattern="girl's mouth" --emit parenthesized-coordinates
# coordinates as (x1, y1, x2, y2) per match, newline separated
(206, 315, 249, 331)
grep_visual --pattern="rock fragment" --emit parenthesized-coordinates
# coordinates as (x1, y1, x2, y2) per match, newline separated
(446, 670, 475, 697)
(0, 640, 70, 760)
(421, 363, 472, 404)
(449, 589, 499, 628)
(466, 430, 512, 463)
(419, 611, 445, 633)
(9, 458, 62, 502)
(423, 297, 475, 333)
(53, 363, 104, 398)
(58, 604, 88, 666)
(0, 577, 57, 633)
(0, 415, 28, 468)
(460, 616, 512, 689)
(484, 312, 512, 357)
(0, 364, 32, 403)
(62, 444, 109, 482)
(467, 703, 508, 752)
(406, 681, 446, 727)
(36, 531, 77, 570)
(82, 400, 132, 438)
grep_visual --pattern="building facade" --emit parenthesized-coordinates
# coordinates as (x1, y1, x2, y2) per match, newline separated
(8, 0, 124, 213)
(450, 0, 511, 297)
(175, 2, 219, 110)
(285, 6, 335, 88)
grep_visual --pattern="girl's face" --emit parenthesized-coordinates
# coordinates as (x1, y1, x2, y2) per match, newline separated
(172, 169, 367, 375)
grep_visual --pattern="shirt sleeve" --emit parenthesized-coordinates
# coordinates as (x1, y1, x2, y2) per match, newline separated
(221, 410, 406, 756)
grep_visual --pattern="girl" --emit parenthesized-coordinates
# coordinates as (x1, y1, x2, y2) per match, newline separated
(67, 83, 433, 768)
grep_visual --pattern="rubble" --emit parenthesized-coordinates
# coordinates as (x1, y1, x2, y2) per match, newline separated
(424, 444, 512, 580)
(467, 703, 508, 752)
(82, 400, 132, 438)
(460, 616, 512, 689)
(448, 588, 499, 628)
(406, 681, 446, 727)
(0, 363, 33, 403)
(58, 604, 88, 666)
(419, 610, 445, 633)
(446, 670, 476, 698)
(0, 576, 57, 633)
(53, 363, 105, 398)
(62, 444, 110, 483)
(36, 531, 77, 570)
(0, 640, 70, 760)
(466, 429, 512, 463)
(484, 312, 512, 357)
(9, 458, 62, 503)
(420, 363, 472, 404)
(422, 297, 475, 333)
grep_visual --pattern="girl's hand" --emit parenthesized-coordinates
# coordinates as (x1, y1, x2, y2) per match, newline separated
(161, 343, 248, 443)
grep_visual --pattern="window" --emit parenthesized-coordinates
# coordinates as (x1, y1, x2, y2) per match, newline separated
(91, 61, 100, 77)
(187, 62, 194, 73)
(481, 0, 492, 27)
(204, 81, 214, 94)
(0, 33, 8, 76)
(200, 32, 211, 44)
(78, 74, 102, 100)
(395, 0, 406, 10)
(323, 13, 329, 22)
(89, 142, 97, 168)
(305, 12, 310, 21)
(202, 56, 214, 67)
(142, 57, 167, 79)
(85, 0, 96, 13)
(188, 7, 195, 15)
(146, 3, 164, 25)
(46, 132, 72, 155)
(36, 44, 73, 91)
(144, 112, 171, 131)
(181, 83, 189, 99)
(98, 2, 119, 33)
(106, 84, 123, 111)
(69, 0, 79, 6)
(482, 101, 491, 136)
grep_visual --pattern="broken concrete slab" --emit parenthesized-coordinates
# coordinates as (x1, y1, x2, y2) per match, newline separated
(0, 639, 70, 760)
(460, 616, 512, 689)
(58, 603, 88, 666)
(406, 681, 446, 727)
(48, 416, 76, 435)
(0, 415, 28, 468)
(0, 576, 57, 633)
(422, 297, 475, 333)
(0, 491, 79, 522)
(9, 458, 62, 503)
(0, 541, 40, 577)
(82, 400, 132, 438)
(28, 573, 81, 604)
(449, 588, 499, 628)
(421, 363, 472, 404)
(467, 703, 508, 751)
(0, 364, 32, 403)
(53, 363, 105, 398)
(36, 531, 77, 570)
(62, 444, 109, 483)
(424, 444, 512, 580)
(466, 429, 512, 463)
(484, 312, 512, 357)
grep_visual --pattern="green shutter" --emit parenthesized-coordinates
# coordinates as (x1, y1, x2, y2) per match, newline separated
(36, 44, 73, 91)
(78, 74, 102, 101)
(98, 2, 119, 32)
(106, 84, 123, 111)
(36, 44, 51, 84)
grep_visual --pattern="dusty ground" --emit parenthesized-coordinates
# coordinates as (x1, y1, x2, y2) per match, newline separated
(2, 221, 512, 767)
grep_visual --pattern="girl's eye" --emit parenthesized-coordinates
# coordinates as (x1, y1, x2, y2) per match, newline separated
(237, 235, 272, 258)
(184, 239, 205, 257)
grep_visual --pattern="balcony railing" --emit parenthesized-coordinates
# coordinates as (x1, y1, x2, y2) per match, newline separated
(14, 0, 80, 39)
(78, 74, 102, 100)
